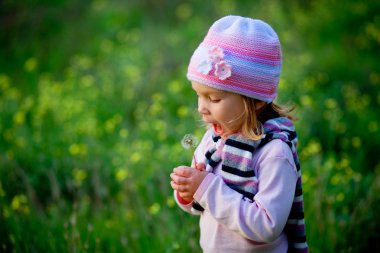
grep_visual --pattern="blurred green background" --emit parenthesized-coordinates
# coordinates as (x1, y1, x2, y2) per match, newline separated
(1, 0, 379, 252)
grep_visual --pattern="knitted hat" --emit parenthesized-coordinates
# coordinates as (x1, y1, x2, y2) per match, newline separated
(187, 15, 282, 102)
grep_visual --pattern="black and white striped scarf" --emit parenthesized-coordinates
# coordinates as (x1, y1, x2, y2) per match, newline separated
(193, 117, 308, 253)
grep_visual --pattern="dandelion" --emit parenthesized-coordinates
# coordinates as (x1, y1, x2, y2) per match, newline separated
(181, 134, 199, 149)
(181, 134, 199, 167)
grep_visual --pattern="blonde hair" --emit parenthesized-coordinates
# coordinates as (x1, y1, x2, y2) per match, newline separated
(226, 96, 296, 141)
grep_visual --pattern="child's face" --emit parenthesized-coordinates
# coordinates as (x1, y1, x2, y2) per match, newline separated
(191, 81, 245, 135)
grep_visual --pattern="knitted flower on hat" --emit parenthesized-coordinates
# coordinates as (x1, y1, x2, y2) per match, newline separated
(197, 46, 232, 80)
(187, 15, 282, 102)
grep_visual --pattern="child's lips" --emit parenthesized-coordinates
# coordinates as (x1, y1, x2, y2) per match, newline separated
(201, 114, 210, 120)
(212, 123, 224, 136)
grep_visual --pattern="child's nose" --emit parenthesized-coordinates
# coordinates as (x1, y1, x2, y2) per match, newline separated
(198, 99, 208, 114)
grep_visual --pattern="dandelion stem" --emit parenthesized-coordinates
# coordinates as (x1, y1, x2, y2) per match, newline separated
(193, 153, 198, 168)
(181, 134, 199, 168)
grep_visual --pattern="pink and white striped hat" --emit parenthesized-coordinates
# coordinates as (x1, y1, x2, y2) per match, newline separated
(187, 15, 282, 102)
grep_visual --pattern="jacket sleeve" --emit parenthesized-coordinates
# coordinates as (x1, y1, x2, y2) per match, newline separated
(193, 143, 298, 243)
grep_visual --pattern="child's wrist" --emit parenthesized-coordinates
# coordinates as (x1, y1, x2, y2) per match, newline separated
(176, 191, 193, 205)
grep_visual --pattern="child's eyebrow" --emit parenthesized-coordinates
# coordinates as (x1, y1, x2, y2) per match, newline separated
(208, 91, 225, 96)
(192, 89, 225, 96)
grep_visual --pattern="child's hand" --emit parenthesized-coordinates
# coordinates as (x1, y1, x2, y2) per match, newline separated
(195, 163, 205, 171)
(170, 165, 208, 201)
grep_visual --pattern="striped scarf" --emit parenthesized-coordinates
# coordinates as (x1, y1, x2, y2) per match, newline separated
(192, 117, 308, 253)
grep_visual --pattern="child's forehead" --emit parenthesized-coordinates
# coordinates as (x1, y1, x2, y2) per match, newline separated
(191, 82, 225, 94)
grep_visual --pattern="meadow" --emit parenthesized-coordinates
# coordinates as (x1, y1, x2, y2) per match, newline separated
(1, 0, 380, 252)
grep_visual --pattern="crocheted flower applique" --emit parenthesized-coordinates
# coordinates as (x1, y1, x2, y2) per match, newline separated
(215, 61, 231, 80)
(208, 46, 224, 62)
(197, 60, 212, 75)
(197, 46, 232, 80)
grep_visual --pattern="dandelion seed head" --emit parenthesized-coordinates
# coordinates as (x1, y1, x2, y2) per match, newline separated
(181, 134, 199, 149)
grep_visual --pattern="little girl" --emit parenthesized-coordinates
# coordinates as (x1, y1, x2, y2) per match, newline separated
(170, 15, 308, 253)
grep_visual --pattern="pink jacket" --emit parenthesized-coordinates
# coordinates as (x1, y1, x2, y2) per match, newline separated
(175, 129, 298, 253)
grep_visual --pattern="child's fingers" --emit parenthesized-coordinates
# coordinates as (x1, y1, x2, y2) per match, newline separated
(170, 180, 188, 192)
(173, 166, 193, 177)
(170, 173, 188, 185)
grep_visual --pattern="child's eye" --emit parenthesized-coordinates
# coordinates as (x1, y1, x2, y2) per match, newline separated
(209, 97, 221, 103)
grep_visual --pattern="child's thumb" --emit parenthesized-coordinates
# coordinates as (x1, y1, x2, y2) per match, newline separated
(195, 163, 205, 171)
